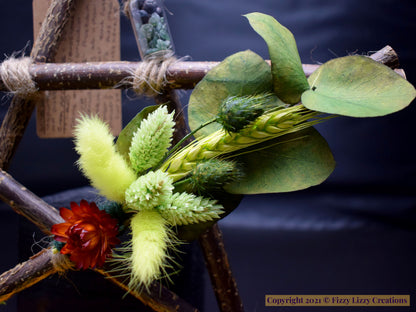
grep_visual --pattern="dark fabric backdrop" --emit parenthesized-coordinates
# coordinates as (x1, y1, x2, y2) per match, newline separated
(0, 1, 416, 311)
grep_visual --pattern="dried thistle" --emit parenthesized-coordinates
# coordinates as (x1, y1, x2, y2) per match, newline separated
(216, 93, 282, 132)
(181, 158, 244, 195)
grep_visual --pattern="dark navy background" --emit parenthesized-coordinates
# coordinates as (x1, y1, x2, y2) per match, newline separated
(1, 0, 416, 311)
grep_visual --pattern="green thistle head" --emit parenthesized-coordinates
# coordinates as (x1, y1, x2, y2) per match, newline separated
(216, 93, 281, 132)
(186, 159, 244, 195)
(125, 170, 174, 212)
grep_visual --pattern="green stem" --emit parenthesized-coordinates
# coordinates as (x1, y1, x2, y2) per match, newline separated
(172, 176, 192, 192)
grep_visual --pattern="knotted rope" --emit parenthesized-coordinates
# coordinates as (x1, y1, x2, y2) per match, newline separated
(0, 56, 38, 98)
(129, 53, 178, 97)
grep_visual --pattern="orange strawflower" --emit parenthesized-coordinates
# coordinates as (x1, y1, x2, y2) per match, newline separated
(51, 200, 120, 270)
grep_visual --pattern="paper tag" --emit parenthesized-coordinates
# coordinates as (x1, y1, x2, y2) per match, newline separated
(33, 0, 121, 138)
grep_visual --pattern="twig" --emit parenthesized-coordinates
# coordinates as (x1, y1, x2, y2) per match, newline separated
(0, 169, 62, 235)
(0, 248, 56, 303)
(0, 246, 199, 311)
(369, 45, 400, 69)
(96, 268, 199, 312)
(199, 224, 244, 312)
(0, 46, 404, 92)
(0, 0, 75, 170)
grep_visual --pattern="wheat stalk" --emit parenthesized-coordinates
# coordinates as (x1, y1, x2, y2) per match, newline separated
(161, 104, 326, 181)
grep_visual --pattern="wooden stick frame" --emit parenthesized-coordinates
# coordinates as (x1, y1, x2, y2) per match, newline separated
(0, 45, 402, 92)
(0, 1, 404, 311)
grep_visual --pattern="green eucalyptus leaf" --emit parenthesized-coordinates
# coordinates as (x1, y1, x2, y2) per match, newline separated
(188, 50, 277, 138)
(302, 55, 416, 117)
(115, 104, 160, 162)
(225, 127, 335, 194)
(245, 12, 309, 104)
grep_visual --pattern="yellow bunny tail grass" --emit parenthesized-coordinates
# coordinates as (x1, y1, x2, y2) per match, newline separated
(74, 115, 136, 202)
(126, 211, 176, 290)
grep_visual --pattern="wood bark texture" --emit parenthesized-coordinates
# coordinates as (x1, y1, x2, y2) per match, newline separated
(199, 224, 244, 312)
(0, 0, 75, 170)
(0, 169, 62, 234)
(0, 46, 403, 92)
(0, 248, 56, 303)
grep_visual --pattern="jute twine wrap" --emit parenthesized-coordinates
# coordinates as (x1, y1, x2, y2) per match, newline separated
(51, 249, 74, 274)
(130, 53, 177, 96)
(0, 56, 38, 98)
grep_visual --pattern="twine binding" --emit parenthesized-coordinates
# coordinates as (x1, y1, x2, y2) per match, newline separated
(0, 51, 177, 98)
(51, 249, 74, 274)
(0, 56, 38, 98)
(129, 52, 177, 97)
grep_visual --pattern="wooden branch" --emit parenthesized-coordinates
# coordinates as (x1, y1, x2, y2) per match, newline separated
(0, 246, 198, 311)
(0, 248, 56, 303)
(369, 45, 400, 69)
(96, 268, 199, 312)
(0, 169, 62, 234)
(0, 45, 403, 93)
(0, 0, 75, 170)
(30, 1, 75, 62)
(199, 224, 244, 312)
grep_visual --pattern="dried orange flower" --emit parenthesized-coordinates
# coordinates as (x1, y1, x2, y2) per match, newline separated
(51, 200, 120, 270)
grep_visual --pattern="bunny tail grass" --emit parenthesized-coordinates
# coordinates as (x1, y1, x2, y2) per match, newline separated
(128, 211, 174, 290)
(74, 115, 136, 202)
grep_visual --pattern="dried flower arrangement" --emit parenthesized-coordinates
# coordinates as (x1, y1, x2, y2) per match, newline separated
(47, 12, 415, 295)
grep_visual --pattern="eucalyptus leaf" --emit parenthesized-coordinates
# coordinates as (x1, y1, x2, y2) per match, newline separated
(115, 104, 160, 162)
(225, 127, 335, 194)
(245, 12, 309, 104)
(302, 55, 416, 117)
(188, 50, 277, 138)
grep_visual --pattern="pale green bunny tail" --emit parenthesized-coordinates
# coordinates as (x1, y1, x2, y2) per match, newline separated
(125, 170, 174, 212)
(128, 210, 171, 290)
(129, 106, 175, 174)
(74, 115, 136, 202)
(158, 192, 224, 226)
